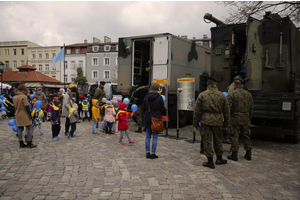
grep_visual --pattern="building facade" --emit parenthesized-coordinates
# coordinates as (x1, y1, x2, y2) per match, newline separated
(86, 40, 118, 84)
(0, 41, 41, 71)
(62, 43, 88, 83)
(28, 46, 62, 81)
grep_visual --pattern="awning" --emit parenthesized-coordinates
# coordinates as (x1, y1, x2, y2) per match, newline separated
(25, 83, 42, 88)
(43, 84, 65, 88)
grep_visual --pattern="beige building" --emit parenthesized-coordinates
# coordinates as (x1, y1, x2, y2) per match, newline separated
(0, 41, 41, 71)
(28, 46, 62, 81)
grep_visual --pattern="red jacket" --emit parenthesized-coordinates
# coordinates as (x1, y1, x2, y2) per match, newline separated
(117, 103, 129, 130)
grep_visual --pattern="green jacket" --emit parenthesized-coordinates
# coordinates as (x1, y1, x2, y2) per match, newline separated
(228, 86, 253, 126)
(93, 86, 106, 103)
(193, 84, 230, 128)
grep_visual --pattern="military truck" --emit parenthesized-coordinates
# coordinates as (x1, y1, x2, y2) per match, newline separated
(117, 33, 211, 127)
(204, 12, 300, 143)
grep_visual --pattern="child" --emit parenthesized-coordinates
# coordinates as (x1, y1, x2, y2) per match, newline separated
(31, 103, 44, 136)
(45, 99, 53, 121)
(103, 101, 116, 134)
(67, 102, 79, 138)
(92, 99, 101, 135)
(117, 102, 135, 145)
(51, 100, 61, 140)
(112, 97, 120, 134)
(81, 98, 90, 121)
(100, 97, 107, 131)
(30, 95, 37, 109)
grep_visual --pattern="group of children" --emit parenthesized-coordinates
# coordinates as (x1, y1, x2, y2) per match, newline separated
(28, 92, 135, 145)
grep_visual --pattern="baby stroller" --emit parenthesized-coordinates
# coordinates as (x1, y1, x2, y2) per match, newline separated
(2, 100, 15, 119)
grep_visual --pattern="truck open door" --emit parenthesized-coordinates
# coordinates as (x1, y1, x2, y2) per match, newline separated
(153, 36, 169, 80)
(246, 17, 263, 91)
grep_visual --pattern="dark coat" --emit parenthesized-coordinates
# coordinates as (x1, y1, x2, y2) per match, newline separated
(142, 92, 165, 130)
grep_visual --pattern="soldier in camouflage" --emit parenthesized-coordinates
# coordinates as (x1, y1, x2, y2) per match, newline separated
(93, 81, 106, 126)
(132, 81, 148, 133)
(193, 76, 230, 169)
(227, 76, 254, 161)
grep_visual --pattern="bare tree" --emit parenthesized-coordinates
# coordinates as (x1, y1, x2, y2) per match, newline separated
(217, 1, 300, 25)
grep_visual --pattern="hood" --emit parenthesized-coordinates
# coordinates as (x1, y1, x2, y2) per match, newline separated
(145, 92, 161, 102)
(119, 102, 127, 111)
(36, 91, 42, 96)
(92, 99, 99, 107)
(83, 99, 88, 105)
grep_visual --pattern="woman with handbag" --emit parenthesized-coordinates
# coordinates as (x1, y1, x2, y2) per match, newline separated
(143, 83, 165, 159)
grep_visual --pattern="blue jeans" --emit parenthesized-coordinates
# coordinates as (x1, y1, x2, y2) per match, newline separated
(93, 119, 97, 133)
(145, 128, 159, 154)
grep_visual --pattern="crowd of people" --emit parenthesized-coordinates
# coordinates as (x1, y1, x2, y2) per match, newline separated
(5, 75, 253, 165)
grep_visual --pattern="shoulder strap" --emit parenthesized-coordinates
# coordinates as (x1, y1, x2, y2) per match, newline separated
(146, 98, 152, 117)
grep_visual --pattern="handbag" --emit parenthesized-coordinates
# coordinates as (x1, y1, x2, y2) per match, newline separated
(146, 98, 164, 132)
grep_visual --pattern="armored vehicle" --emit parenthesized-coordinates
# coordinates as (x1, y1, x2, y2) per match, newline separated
(204, 12, 300, 143)
(118, 33, 210, 127)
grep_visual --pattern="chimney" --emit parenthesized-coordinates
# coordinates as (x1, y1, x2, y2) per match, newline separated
(181, 35, 188, 39)
(203, 34, 208, 39)
(93, 37, 101, 43)
(104, 36, 111, 43)
(84, 39, 88, 43)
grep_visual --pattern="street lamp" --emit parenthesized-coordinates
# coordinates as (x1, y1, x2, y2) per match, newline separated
(0, 61, 4, 95)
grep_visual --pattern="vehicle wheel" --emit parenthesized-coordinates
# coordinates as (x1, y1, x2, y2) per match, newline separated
(2, 114, 7, 119)
(293, 118, 300, 144)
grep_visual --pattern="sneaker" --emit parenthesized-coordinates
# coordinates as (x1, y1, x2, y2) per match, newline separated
(67, 132, 70, 138)
(56, 136, 60, 140)
(95, 132, 99, 135)
(115, 131, 118, 134)
(53, 137, 57, 140)
(129, 141, 135, 145)
(71, 135, 76, 138)
(40, 133, 44, 136)
(92, 132, 95, 134)
(118, 142, 124, 145)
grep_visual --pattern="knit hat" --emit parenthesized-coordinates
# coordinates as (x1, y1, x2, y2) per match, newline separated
(106, 101, 112, 105)
(53, 100, 60, 106)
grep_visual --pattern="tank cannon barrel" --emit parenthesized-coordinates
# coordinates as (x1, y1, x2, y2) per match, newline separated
(204, 13, 226, 27)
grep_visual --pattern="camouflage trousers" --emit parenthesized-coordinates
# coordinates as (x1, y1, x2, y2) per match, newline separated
(136, 105, 145, 128)
(229, 125, 252, 152)
(200, 124, 224, 158)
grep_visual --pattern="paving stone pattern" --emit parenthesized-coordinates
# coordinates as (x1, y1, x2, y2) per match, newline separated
(0, 117, 299, 200)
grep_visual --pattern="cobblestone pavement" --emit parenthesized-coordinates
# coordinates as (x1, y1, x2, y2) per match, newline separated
(0, 117, 299, 200)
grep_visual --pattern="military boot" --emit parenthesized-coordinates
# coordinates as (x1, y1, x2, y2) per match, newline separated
(19, 141, 27, 148)
(202, 157, 215, 169)
(215, 155, 227, 165)
(135, 127, 142, 133)
(244, 150, 251, 160)
(26, 141, 37, 148)
(227, 151, 238, 161)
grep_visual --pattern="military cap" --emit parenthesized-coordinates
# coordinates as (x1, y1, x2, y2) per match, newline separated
(100, 81, 106, 85)
(207, 76, 217, 82)
(234, 76, 243, 83)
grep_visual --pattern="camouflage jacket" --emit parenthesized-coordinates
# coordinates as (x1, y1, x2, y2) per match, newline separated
(93, 86, 106, 102)
(193, 84, 230, 128)
(228, 86, 253, 126)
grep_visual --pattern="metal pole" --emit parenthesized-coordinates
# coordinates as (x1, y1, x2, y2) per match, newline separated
(63, 44, 66, 91)
(177, 109, 179, 138)
(1, 73, 2, 95)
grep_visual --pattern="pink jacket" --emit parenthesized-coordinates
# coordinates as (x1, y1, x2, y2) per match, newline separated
(104, 106, 116, 123)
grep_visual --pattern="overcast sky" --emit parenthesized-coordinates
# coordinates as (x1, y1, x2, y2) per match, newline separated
(0, 1, 232, 46)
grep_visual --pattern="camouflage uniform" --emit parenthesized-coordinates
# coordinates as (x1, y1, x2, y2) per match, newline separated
(132, 86, 148, 129)
(228, 86, 253, 152)
(93, 86, 106, 119)
(193, 84, 230, 158)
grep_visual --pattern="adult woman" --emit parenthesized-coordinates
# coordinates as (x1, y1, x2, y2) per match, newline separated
(13, 84, 37, 148)
(143, 83, 165, 159)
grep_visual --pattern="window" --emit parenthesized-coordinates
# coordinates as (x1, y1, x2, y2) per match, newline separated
(39, 65, 42, 71)
(104, 57, 110, 66)
(65, 61, 68, 69)
(52, 53, 56, 58)
(75, 49, 80, 54)
(71, 77, 75, 82)
(45, 64, 49, 71)
(46, 53, 49, 59)
(66, 49, 71, 54)
(4, 49, 9, 56)
(39, 54, 42, 59)
(92, 58, 98, 66)
(71, 61, 75, 70)
(64, 75, 67, 82)
(13, 61, 17, 69)
(93, 46, 99, 52)
(52, 76, 56, 79)
(21, 60, 25, 66)
(32, 54, 36, 59)
(79, 60, 83, 68)
(92, 70, 98, 79)
(5, 61, 9, 68)
(103, 70, 110, 79)
(13, 49, 17, 55)
(32, 65, 36, 68)
(104, 45, 111, 51)
(21, 49, 24, 55)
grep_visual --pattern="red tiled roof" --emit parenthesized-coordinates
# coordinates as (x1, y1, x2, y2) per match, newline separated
(2, 71, 61, 83)
(17, 65, 37, 70)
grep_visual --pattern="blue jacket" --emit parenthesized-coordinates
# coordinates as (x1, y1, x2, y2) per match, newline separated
(142, 92, 165, 130)
(51, 105, 61, 125)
